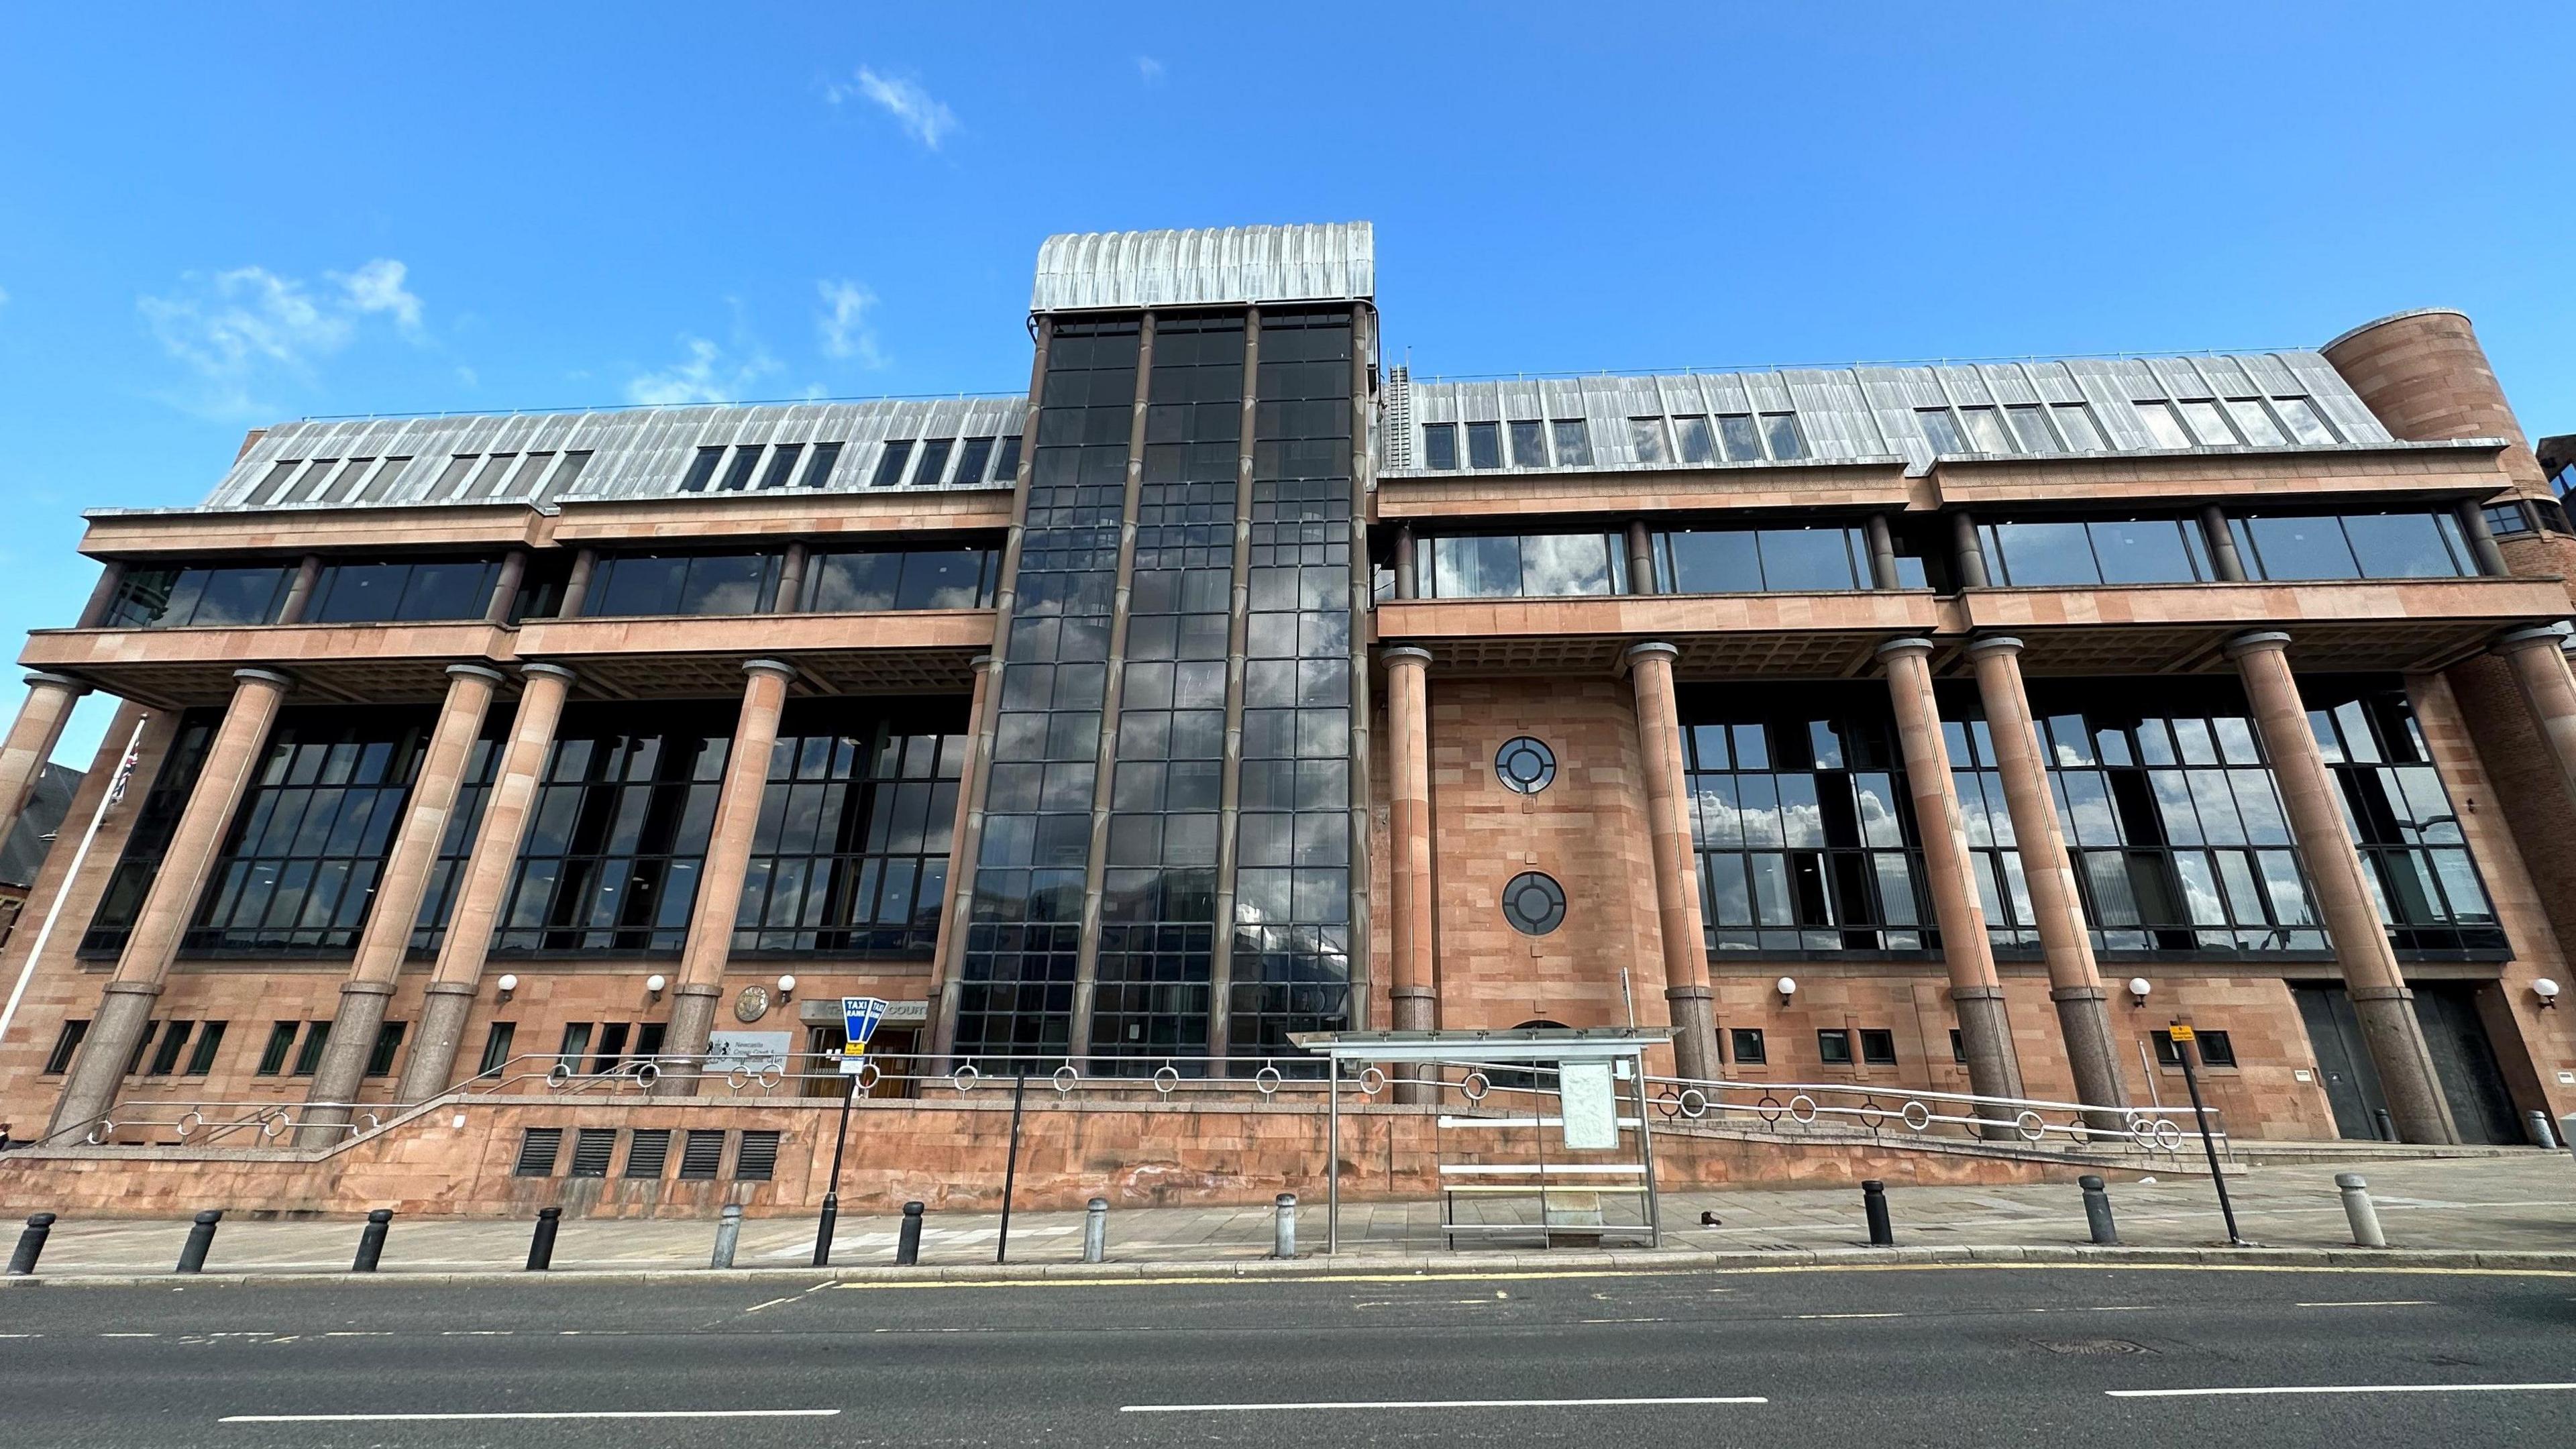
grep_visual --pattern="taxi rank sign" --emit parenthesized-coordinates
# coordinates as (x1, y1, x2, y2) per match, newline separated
(812, 996, 890, 1268)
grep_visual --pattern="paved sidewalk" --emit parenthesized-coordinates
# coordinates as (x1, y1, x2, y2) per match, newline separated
(7, 1151, 2570, 1277)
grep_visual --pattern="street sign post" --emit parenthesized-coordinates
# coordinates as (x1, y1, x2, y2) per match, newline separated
(813, 997, 893, 1266)
(2171, 1020, 2249, 1246)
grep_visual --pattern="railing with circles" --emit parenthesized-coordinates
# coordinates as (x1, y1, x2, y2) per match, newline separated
(1644, 1076, 2224, 1157)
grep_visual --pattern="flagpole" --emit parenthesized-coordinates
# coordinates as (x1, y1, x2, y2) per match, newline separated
(0, 715, 147, 1049)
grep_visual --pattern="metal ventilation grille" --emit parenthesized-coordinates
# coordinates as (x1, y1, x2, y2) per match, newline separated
(512, 1127, 563, 1177)
(677, 1129, 727, 1180)
(623, 1128, 672, 1179)
(1383, 364, 1412, 470)
(734, 1130, 782, 1182)
(568, 1128, 616, 1178)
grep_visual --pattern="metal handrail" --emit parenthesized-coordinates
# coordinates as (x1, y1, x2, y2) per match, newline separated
(1643, 1073, 2229, 1159)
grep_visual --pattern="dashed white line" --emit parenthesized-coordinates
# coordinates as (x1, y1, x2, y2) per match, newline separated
(2294, 1299, 2434, 1308)
(1122, 1396, 1766, 1413)
(1795, 1311, 1904, 1320)
(745, 1296, 798, 1313)
(221, 1409, 843, 1424)
(2108, 1383, 2576, 1399)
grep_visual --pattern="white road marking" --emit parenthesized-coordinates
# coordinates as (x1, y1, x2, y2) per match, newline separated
(100, 1332, 157, 1338)
(745, 1297, 798, 1313)
(2294, 1299, 2433, 1308)
(2108, 1383, 2576, 1399)
(1124, 1397, 1766, 1413)
(322, 1332, 390, 1338)
(221, 1409, 842, 1423)
(437, 1330, 512, 1336)
(1795, 1311, 1903, 1320)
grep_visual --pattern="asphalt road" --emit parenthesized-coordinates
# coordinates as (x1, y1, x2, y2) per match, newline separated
(3, 1265, 2571, 1448)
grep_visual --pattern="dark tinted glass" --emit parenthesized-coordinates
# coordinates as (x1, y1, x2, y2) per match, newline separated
(1986, 522, 2098, 586)
(1507, 420, 1548, 467)
(1756, 529, 1860, 590)
(309, 563, 414, 623)
(191, 568, 294, 626)
(1464, 421, 1501, 469)
(897, 549, 992, 608)
(802, 441, 844, 488)
(1422, 424, 1457, 470)
(717, 447, 761, 491)
(757, 445, 803, 489)
(588, 555, 688, 616)
(674, 555, 777, 614)
(679, 447, 722, 492)
(953, 437, 995, 486)
(808, 551, 902, 612)
(914, 438, 955, 487)
(871, 441, 916, 488)
(1662, 531, 1760, 593)
(2343, 513, 2467, 578)
(2240, 515, 2359, 579)
(2089, 519, 2206, 584)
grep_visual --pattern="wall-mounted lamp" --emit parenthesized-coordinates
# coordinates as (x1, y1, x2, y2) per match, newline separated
(2128, 976, 2153, 1008)
(2536, 978, 2561, 1010)
(776, 974, 798, 1005)
(645, 973, 667, 1003)
(495, 973, 519, 1004)
(1775, 976, 1797, 1007)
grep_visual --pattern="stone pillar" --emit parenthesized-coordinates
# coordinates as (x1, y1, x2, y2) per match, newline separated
(2200, 504, 2247, 582)
(654, 658, 796, 1092)
(1624, 521, 1656, 596)
(1864, 515, 1901, 590)
(557, 548, 599, 618)
(2494, 626, 2576, 812)
(49, 667, 294, 1140)
(0, 673, 88, 851)
(1876, 638, 2025, 1127)
(1951, 514, 1991, 588)
(299, 664, 504, 1143)
(77, 561, 127, 629)
(1383, 649, 1438, 1062)
(276, 554, 324, 625)
(1392, 525, 1417, 600)
(1627, 642, 1719, 1083)
(483, 549, 527, 626)
(775, 543, 810, 613)
(395, 662, 577, 1102)
(1963, 637, 2129, 1128)
(2226, 630, 2457, 1143)
(2455, 500, 2510, 577)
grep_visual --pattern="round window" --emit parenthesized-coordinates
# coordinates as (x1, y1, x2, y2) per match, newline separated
(1495, 736, 1557, 794)
(1501, 871, 1567, 936)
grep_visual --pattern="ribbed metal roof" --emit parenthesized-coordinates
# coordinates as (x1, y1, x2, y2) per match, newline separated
(1031, 223, 1374, 314)
(1387, 352, 2400, 476)
(186, 397, 1026, 513)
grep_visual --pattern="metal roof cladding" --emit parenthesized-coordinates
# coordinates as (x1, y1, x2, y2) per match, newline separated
(1030, 223, 1375, 314)
(1387, 352, 2408, 476)
(172, 396, 1026, 513)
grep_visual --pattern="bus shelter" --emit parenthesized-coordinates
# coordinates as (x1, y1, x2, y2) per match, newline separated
(1289, 1028, 1672, 1252)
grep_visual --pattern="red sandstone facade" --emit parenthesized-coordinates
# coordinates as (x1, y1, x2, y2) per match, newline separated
(3, 227, 2574, 1217)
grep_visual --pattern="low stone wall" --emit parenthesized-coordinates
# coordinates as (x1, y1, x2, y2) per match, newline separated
(0, 1095, 2144, 1220)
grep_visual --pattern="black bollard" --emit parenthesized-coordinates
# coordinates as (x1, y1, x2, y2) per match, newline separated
(8, 1213, 56, 1276)
(2078, 1175, 2119, 1245)
(525, 1206, 561, 1271)
(352, 1209, 393, 1273)
(895, 1201, 924, 1266)
(175, 1210, 223, 1274)
(1860, 1180, 1893, 1246)
(2373, 1108, 2397, 1143)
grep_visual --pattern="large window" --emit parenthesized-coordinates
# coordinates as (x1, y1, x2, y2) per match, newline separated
(82, 711, 221, 954)
(1980, 518, 2213, 587)
(734, 707, 965, 955)
(184, 708, 430, 953)
(1964, 682, 2328, 957)
(492, 706, 731, 953)
(1654, 527, 1870, 593)
(1680, 687, 1933, 955)
(308, 557, 499, 623)
(100, 564, 294, 629)
(2307, 684, 2504, 953)
(2231, 511, 2478, 581)
(585, 551, 782, 616)
(804, 547, 999, 612)
(1417, 533, 1627, 598)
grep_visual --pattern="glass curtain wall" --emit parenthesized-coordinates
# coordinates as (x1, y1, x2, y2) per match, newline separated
(2304, 682, 2504, 953)
(1093, 314, 1239, 1070)
(490, 705, 731, 953)
(81, 710, 221, 953)
(734, 704, 967, 956)
(955, 319, 1136, 1062)
(1229, 309, 1358, 1065)
(1676, 686, 1934, 956)
(183, 708, 431, 953)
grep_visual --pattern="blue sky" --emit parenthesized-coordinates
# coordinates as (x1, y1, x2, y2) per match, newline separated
(3, 3, 2571, 769)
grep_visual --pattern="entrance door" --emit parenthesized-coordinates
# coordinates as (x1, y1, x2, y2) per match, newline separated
(2292, 983, 2388, 1140)
(2412, 984, 2522, 1145)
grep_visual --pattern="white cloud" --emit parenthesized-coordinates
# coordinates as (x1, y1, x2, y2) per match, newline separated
(816, 279, 885, 366)
(455, 365, 479, 388)
(138, 258, 428, 416)
(826, 66, 957, 149)
(334, 258, 423, 335)
(1136, 55, 1164, 83)
(625, 335, 781, 407)
(0, 284, 11, 307)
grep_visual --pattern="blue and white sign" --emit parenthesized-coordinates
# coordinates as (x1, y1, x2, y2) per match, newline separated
(841, 997, 890, 1055)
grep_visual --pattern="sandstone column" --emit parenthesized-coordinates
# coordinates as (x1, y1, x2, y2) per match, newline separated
(1382, 647, 1439, 1092)
(2493, 627, 2576, 813)
(49, 667, 294, 1140)
(1877, 637, 2025, 1128)
(1627, 642, 1719, 1083)
(653, 657, 795, 1093)
(0, 673, 88, 850)
(299, 664, 504, 1143)
(1963, 637, 2129, 1128)
(394, 663, 578, 1102)
(2226, 630, 2457, 1143)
